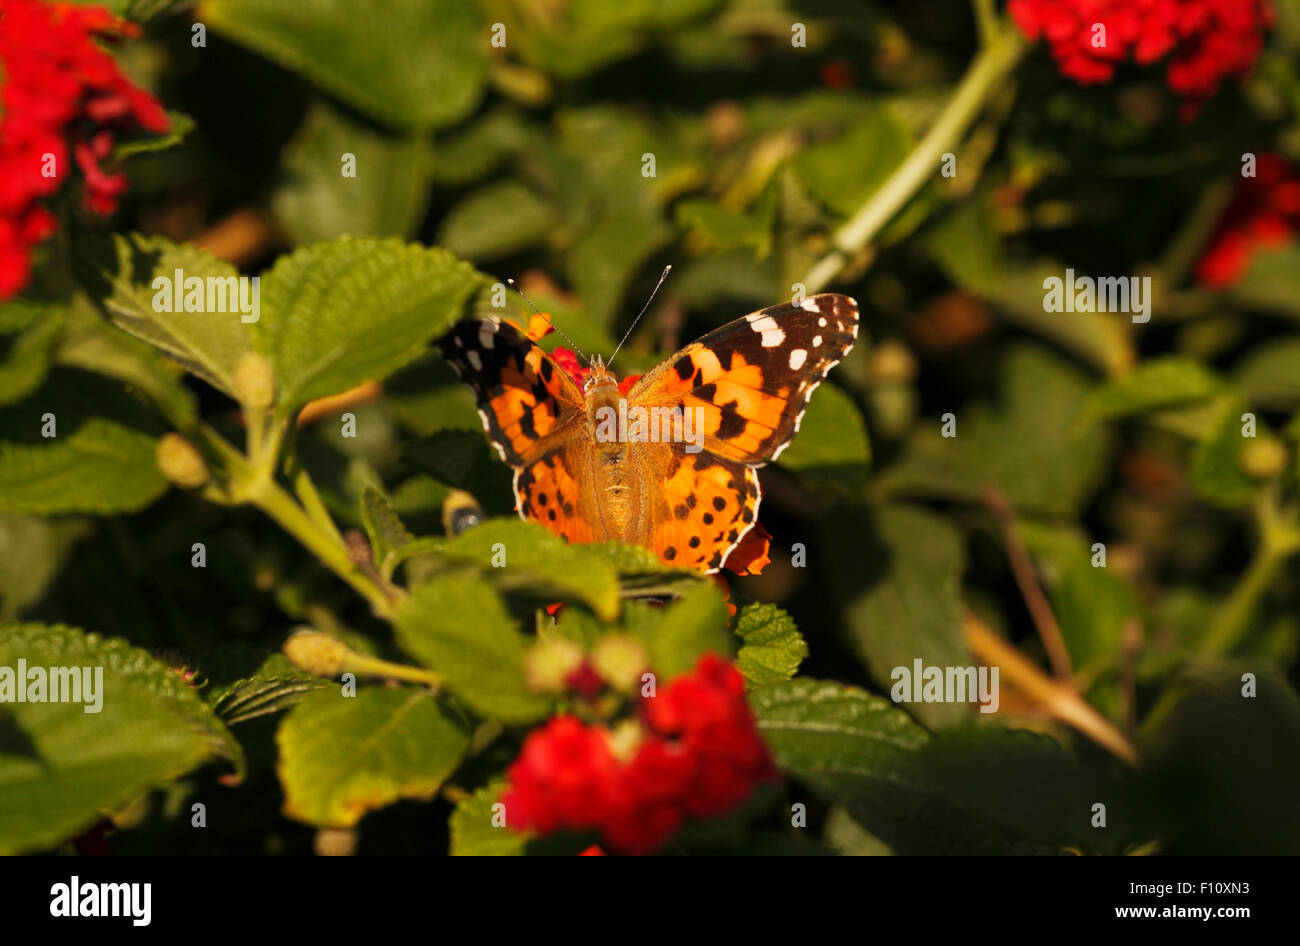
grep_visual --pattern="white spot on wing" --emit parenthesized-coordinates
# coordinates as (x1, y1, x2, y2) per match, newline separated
(479, 328, 495, 349)
(750, 316, 778, 333)
(800, 298, 819, 311)
(788, 348, 807, 370)
(813, 335, 822, 347)
(467, 350, 483, 371)
(761, 328, 785, 348)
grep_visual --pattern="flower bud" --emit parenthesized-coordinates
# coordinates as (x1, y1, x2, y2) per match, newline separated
(283, 630, 349, 677)
(590, 634, 649, 693)
(524, 637, 584, 694)
(156, 433, 209, 488)
(1241, 436, 1288, 479)
(233, 351, 275, 411)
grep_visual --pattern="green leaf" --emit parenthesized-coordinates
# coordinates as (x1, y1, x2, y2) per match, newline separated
(435, 518, 622, 622)
(820, 503, 970, 727)
(394, 573, 551, 723)
(0, 370, 167, 515)
(276, 686, 469, 828)
(450, 779, 526, 855)
(75, 233, 254, 397)
(625, 582, 732, 681)
(1232, 337, 1300, 409)
(823, 805, 895, 855)
(0, 515, 90, 620)
(1083, 356, 1222, 424)
(877, 344, 1110, 517)
(1018, 521, 1141, 674)
(359, 486, 414, 581)
(1229, 245, 1300, 320)
(1189, 397, 1257, 508)
(55, 296, 198, 431)
(0, 623, 241, 855)
(435, 107, 533, 188)
(272, 101, 434, 246)
(556, 108, 678, 328)
(751, 677, 928, 814)
(202, 0, 489, 130)
(0, 303, 63, 405)
(595, 540, 708, 597)
(733, 602, 808, 686)
(438, 181, 560, 261)
(500, 0, 725, 79)
(751, 679, 1094, 854)
(206, 650, 328, 725)
(794, 109, 912, 217)
(216, 677, 329, 725)
(926, 196, 1131, 375)
(253, 236, 481, 414)
(776, 382, 871, 490)
(925, 190, 1004, 293)
(1143, 666, 1300, 854)
(675, 187, 776, 255)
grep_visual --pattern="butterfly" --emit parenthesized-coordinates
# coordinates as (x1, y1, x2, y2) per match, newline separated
(434, 293, 859, 573)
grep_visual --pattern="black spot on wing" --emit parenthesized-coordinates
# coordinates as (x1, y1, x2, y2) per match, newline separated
(716, 400, 745, 440)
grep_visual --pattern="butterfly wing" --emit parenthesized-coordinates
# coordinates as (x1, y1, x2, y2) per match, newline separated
(626, 293, 859, 465)
(435, 317, 602, 544)
(434, 315, 585, 466)
(623, 293, 857, 570)
(641, 448, 761, 572)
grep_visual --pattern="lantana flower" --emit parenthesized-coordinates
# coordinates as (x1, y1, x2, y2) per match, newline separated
(1009, 0, 1274, 115)
(0, 0, 169, 298)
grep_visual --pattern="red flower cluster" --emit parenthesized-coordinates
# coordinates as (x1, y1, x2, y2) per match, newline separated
(1196, 153, 1300, 288)
(1009, 0, 1273, 108)
(0, 0, 169, 298)
(552, 345, 591, 388)
(500, 654, 778, 854)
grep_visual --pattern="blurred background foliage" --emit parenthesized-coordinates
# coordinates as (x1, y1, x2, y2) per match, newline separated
(4, 0, 1300, 854)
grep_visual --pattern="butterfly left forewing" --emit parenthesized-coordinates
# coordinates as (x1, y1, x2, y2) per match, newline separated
(625, 293, 858, 465)
(435, 316, 608, 542)
(434, 316, 585, 466)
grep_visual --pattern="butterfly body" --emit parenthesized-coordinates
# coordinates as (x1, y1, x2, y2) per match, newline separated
(436, 294, 859, 573)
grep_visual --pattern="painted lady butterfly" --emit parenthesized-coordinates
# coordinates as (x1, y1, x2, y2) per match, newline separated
(435, 293, 859, 573)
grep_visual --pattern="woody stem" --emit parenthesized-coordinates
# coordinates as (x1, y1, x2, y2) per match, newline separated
(802, 21, 1026, 292)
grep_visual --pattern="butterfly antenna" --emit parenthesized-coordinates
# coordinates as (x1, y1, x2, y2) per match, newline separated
(608, 265, 672, 369)
(506, 278, 587, 363)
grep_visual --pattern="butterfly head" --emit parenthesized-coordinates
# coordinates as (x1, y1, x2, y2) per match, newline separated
(583, 355, 619, 393)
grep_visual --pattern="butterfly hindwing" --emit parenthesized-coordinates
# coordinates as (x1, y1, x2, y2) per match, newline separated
(625, 293, 859, 465)
(646, 449, 760, 572)
(514, 447, 602, 546)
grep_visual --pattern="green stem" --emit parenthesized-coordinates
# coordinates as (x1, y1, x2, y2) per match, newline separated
(196, 422, 398, 619)
(345, 651, 442, 688)
(1142, 492, 1300, 736)
(1200, 496, 1300, 656)
(972, 0, 997, 47)
(803, 23, 1026, 293)
(248, 474, 400, 619)
(292, 465, 348, 548)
